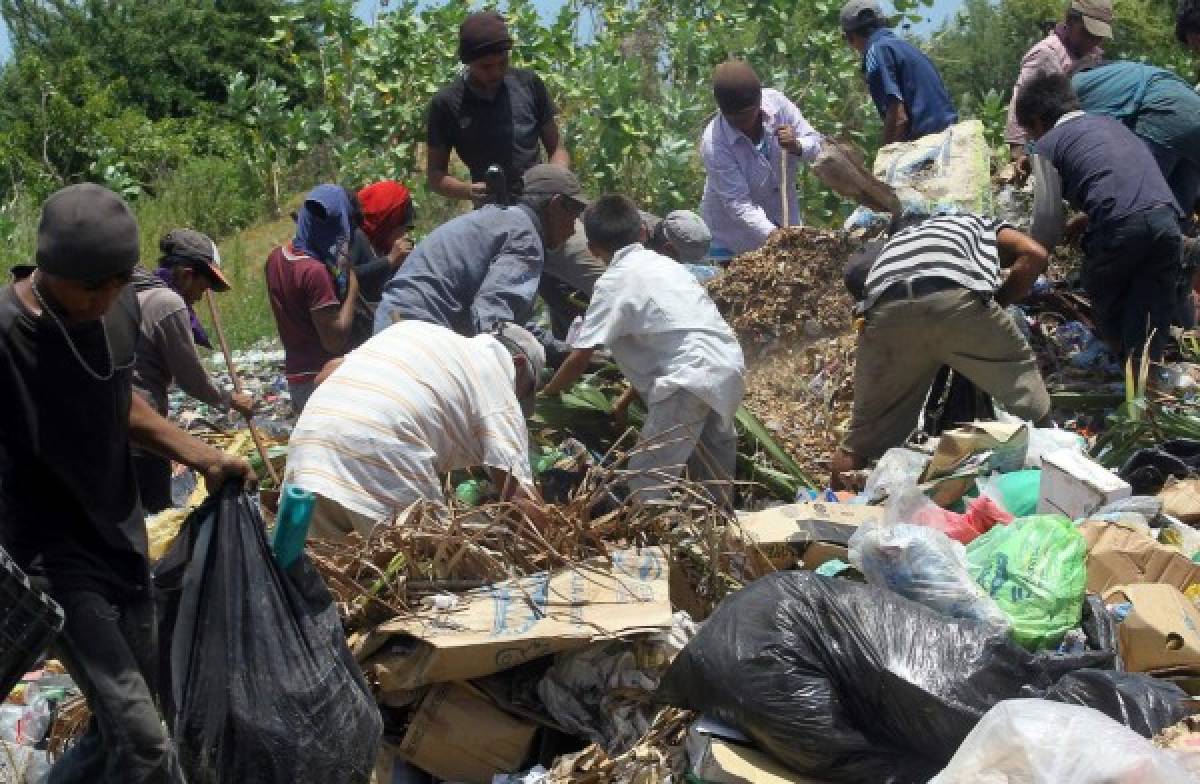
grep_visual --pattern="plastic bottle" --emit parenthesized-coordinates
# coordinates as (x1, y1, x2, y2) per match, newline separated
(271, 484, 316, 568)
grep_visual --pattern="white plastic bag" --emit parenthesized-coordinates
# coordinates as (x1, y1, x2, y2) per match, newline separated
(862, 448, 929, 503)
(848, 523, 1009, 628)
(930, 699, 1198, 783)
(0, 740, 50, 784)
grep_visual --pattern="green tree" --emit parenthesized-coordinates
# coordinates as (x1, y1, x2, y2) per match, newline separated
(929, 0, 1198, 147)
(0, 0, 323, 117)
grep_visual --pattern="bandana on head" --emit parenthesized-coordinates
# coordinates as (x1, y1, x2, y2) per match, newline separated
(357, 181, 413, 249)
(294, 184, 354, 267)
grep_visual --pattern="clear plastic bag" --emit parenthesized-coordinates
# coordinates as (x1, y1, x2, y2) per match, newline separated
(849, 523, 1009, 628)
(863, 448, 930, 502)
(929, 699, 1198, 783)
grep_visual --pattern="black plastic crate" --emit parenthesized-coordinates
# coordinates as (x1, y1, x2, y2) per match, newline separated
(0, 546, 64, 700)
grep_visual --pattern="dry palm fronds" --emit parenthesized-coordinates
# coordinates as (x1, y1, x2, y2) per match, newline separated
(544, 708, 694, 783)
(707, 227, 858, 352)
(308, 443, 753, 630)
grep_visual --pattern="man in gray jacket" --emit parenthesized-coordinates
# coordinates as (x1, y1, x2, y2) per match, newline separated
(132, 229, 255, 512)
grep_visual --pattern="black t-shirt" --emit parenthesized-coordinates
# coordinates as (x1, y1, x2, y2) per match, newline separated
(349, 228, 392, 304)
(0, 272, 150, 600)
(427, 68, 557, 189)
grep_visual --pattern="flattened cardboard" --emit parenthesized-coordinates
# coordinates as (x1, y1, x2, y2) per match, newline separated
(356, 548, 672, 691)
(1080, 520, 1200, 595)
(736, 502, 882, 575)
(922, 421, 1029, 481)
(1106, 584, 1200, 674)
(1039, 448, 1132, 519)
(687, 719, 834, 784)
(398, 682, 536, 784)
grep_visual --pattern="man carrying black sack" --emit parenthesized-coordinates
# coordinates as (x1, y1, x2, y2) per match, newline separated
(0, 184, 253, 783)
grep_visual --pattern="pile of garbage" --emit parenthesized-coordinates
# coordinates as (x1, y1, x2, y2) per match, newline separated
(706, 226, 857, 352)
(742, 334, 856, 482)
(0, 663, 82, 781)
(171, 341, 294, 439)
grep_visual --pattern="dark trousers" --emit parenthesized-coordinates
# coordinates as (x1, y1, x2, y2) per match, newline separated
(1147, 139, 1200, 230)
(47, 591, 181, 784)
(132, 453, 172, 515)
(1083, 206, 1183, 360)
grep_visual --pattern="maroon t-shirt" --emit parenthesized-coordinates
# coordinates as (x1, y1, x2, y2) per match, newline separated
(265, 244, 341, 383)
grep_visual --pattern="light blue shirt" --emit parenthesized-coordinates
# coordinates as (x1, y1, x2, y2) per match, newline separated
(699, 89, 823, 255)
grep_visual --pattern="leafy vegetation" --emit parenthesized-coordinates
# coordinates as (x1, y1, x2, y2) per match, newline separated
(929, 0, 1196, 153)
(1, 0, 1195, 347)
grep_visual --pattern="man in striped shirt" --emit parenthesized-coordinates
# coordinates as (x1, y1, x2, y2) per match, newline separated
(831, 214, 1052, 489)
(284, 320, 546, 540)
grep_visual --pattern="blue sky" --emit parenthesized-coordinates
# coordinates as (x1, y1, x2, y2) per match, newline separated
(0, 0, 964, 62)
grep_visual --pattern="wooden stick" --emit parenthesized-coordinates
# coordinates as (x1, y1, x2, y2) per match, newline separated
(204, 291, 282, 486)
(779, 139, 790, 229)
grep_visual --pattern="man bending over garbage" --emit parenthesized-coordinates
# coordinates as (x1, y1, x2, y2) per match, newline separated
(284, 320, 548, 540)
(830, 213, 1052, 490)
(542, 194, 746, 509)
(1017, 71, 1185, 363)
(373, 164, 584, 366)
(0, 184, 253, 783)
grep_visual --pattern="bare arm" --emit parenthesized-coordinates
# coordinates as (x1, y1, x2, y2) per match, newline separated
(311, 268, 360, 356)
(994, 227, 1049, 306)
(882, 99, 909, 145)
(426, 144, 484, 202)
(542, 118, 569, 167)
(128, 394, 253, 489)
(542, 347, 595, 395)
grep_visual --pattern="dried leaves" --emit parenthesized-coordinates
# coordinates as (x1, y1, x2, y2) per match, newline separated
(742, 335, 857, 482)
(707, 227, 857, 352)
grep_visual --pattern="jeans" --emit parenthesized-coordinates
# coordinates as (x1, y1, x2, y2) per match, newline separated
(1083, 206, 1183, 361)
(626, 389, 738, 510)
(46, 591, 181, 784)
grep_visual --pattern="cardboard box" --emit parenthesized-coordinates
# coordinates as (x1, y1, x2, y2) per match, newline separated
(922, 421, 1029, 481)
(1105, 583, 1200, 673)
(735, 502, 882, 576)
(397, 682, 537, 784)
(1161, 478, 1200, 525)
(1038, 449, 1131, 519)
(355, 548, 673, 691)
(1080, 520, 1200, 595)
(686, 718, 834, 784)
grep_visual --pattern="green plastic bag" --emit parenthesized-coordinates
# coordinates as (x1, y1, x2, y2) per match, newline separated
(978, 469, 1041, 517)
(965, 514, 1086, 650)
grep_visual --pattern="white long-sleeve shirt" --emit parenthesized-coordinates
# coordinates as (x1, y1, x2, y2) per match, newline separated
(699, 89, 822, 255)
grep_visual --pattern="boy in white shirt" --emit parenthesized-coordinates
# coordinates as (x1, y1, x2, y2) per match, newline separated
(542, 195, 746, 508)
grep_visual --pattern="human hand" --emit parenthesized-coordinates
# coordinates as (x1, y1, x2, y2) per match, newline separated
(469, 182, 488, 202)
(230, 391, 256, 419)
(388, 236, 414, 268)
(200, 450, 256, 493)
(1064, 214, 1089, 246)
(776, 124, 798, 153)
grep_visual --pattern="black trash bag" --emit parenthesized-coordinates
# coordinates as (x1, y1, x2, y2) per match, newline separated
(1119, 438, 1200, 494)
(655, 572, 1057, 783)
(154, 484, 381, 784)
(1032, 594, 1120, 679)
(1040, 669, 1190, 737)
